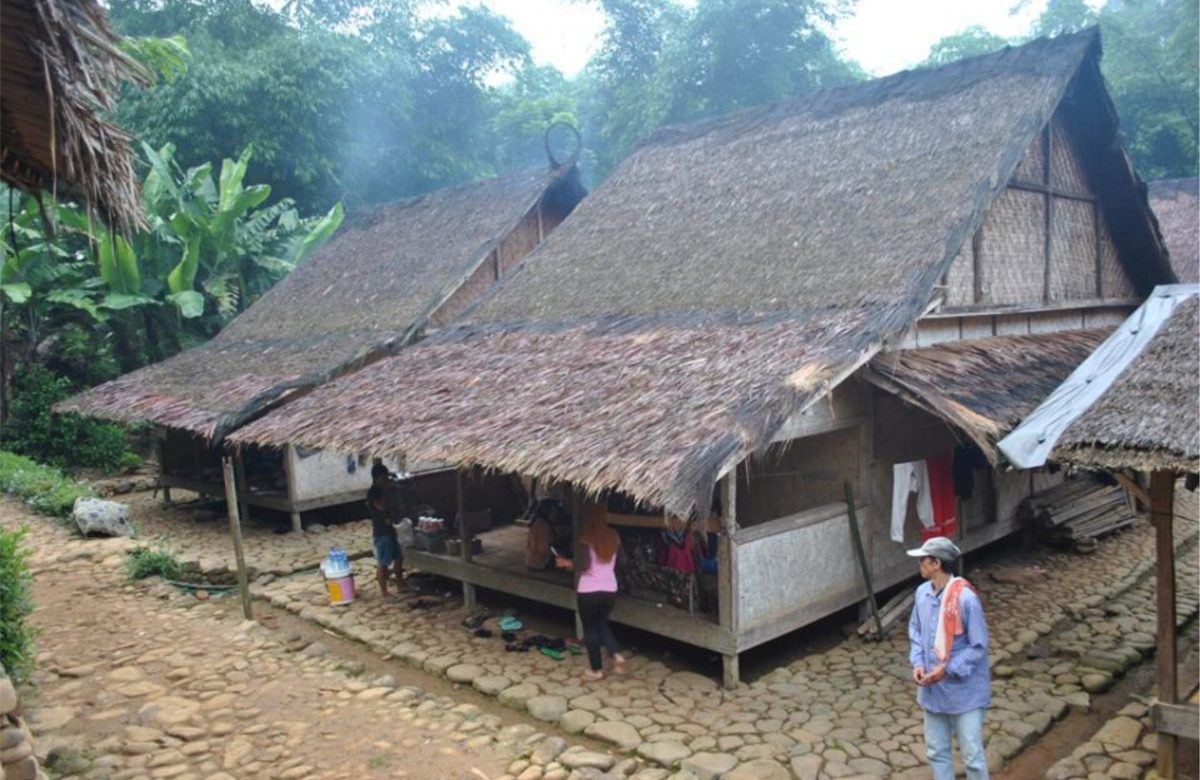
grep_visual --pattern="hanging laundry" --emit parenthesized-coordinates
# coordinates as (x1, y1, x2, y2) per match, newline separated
(923, 452, 958, 541)
(891, 461, 934, 542)
(952, 445, 987, 500)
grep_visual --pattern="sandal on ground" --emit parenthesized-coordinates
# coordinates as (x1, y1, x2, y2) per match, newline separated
(539, 646, 564, 661)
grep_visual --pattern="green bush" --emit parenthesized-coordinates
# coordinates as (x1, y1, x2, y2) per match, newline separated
(0, 451, 96, 519)
(4, 363, 141, 472)
(125, 547, 182, 581)
(0, 527, 36, 683)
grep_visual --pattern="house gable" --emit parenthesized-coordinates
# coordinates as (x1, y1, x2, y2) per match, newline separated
(944, 111, 1137, 309)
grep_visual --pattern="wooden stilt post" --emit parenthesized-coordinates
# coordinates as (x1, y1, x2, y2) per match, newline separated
(222, 456, 253, 621)
(1152, 470, 1178, 779)
(571, 486, 584, 640)
(157, 433, 171, 504)
(233, 451, 250, 528)
(719, 470, 739, 689)
(283, 445, 302, 533)
(457, 469, 475, 608)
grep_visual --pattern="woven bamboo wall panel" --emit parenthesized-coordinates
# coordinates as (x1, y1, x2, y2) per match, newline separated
(498, 208, 540, 274)
(1014, 131, 1045, 183)
(981, 188, 1045, 304)
(1049, 197, 1097, 300)
(1050, 118, 1093, 195)
(944, 241, 974, 305)
(1098, 215, 1135, 297)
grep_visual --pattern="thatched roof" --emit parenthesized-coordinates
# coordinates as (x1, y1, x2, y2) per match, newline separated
(57, 165, 584, 439)
(1000, 285, 1199, 474)
(0, 0, 147, 229)
(232, 30, 1168, 517)
(864, 330, 1110, 462)
(1054, 292, 1199, 472)
(1149, 178, 1198, 284)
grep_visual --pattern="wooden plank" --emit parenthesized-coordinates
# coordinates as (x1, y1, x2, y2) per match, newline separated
(994, 314, 1029, 336)
(233, 452, 251, 527)
(915, 318, 959, 347)
(845, 482, 883, 637)
(929, 297, 1142, 319)
(1154, 701, 1200, 739)
(1152, 470, 1178, 779)
(1113, 472, 1150, 511)
(606, 511, 720, 534)
(1029, 310, 1083, 334)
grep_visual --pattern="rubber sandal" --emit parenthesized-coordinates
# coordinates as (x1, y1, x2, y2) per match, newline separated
(498, 617, 523, 632)
(472, 628, 493, 638)
(539, 646, 564, 661)
(564, 640, 582, 656)
(501, 631, 517, 643)
(505, 643, 528, 653)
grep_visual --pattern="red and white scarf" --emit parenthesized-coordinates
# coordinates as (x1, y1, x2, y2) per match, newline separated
(933, 576, 975, 663)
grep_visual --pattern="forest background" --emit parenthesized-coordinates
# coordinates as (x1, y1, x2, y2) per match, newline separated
(0, 0, 1196, 472)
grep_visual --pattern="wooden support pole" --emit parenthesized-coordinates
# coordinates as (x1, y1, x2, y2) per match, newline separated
(718, 471, 739, 689)
(156, 433, 171, 504)
(222, 457, 253, 621)
(283, 445, 302, 533)
(1152, 470, 1178, 779)
(570, 486, 584, 639)
(457, 469, 475, 608)
(845, 482, 883, 637)
(233, 451, 250, 528)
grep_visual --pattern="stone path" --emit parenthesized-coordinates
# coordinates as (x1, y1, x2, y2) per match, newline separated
(12, 484, 1197, 779)
(2, 499, 634, 780)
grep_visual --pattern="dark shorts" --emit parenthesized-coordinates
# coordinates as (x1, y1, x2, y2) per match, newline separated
(374, 535, 401, 568)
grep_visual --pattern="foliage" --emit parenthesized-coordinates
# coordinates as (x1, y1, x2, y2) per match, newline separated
(0, 527, 36, 683)
(921, 0, 1198, 180)
(921, 26, 1010, 67)
(3, 365, 140, 473)
(125, 546, 182, 581)
(0, 451, 97, 519)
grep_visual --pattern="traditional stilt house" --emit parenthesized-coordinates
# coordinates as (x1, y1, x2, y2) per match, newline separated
(231, 30, 1172, 685)
(59, 166, 585, 528)
(1000, 284, 1198, 779)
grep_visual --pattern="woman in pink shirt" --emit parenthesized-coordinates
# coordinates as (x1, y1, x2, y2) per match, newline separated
(556, 505, 627, 680)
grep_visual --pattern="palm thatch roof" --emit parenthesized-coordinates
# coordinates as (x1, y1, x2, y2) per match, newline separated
(864, 330, 1110, 462)
(232, 29, 1169, 517)
(1053, 292, 1199, 472)
(0, 0, 148, 229)
(1149, 178, 1198, 284)
(57, 165, 584, 439)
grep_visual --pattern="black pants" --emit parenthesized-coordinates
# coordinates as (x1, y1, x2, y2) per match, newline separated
(577, 590, 620, 671)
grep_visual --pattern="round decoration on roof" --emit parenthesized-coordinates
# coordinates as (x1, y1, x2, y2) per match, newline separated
(544, 122, 582, 169)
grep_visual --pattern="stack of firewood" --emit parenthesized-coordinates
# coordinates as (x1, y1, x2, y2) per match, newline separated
(1022, 477, 1135, 553)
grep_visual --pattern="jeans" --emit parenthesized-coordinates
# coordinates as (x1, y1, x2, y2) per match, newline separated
(923, 707, 989, 780)
(576, 591, 620, 671)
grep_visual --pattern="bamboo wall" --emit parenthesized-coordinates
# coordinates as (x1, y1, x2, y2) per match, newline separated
(736, 427, 859, 527)
(945, 115, 1136, 307)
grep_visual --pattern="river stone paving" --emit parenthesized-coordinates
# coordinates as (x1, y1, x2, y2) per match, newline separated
(55, 486, 1200, 779)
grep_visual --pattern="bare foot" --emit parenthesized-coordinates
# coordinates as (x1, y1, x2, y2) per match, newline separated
(582, 669, 604, 681)
(613, 653, 628, 674)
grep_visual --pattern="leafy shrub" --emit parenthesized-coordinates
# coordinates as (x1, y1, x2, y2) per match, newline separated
(0, 527, 36, 682)
(125, 547, 182, 581)
(4, 363, 141, 472)
(0, 451, 96, 519)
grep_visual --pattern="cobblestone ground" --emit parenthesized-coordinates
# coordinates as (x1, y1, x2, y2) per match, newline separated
(9, 488, 1199, 779)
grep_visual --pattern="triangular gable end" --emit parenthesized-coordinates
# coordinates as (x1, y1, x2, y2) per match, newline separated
(942, 54, 1169, 309)
(944, 112, 1138, 307)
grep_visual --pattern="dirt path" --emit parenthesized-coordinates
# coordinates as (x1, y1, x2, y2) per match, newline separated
(8, 508, 515, 780)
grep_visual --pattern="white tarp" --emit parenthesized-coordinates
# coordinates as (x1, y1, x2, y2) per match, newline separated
(998, 283, 1200, 469)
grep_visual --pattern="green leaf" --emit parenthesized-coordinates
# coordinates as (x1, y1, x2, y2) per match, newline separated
(97, 234, 141, 295)
(289, 202, 344, 266)
(0, 282, 32, 303)
(102, 293, 155, 310)
(167, 290, 205, 318)
(166, 234, 201, 293)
